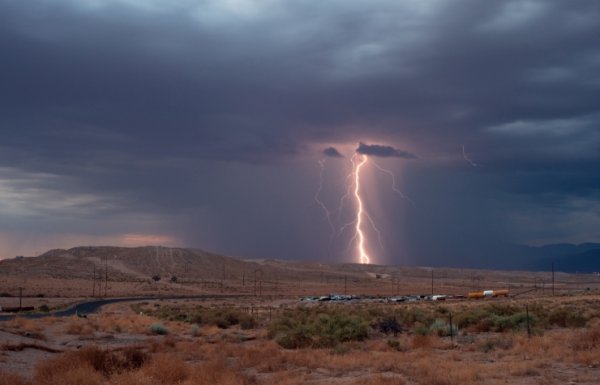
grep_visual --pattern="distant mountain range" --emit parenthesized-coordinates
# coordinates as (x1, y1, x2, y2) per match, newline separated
(2, 243, 599, 274)
(525, 243, 600, 273)
(464, 242, 600, 273)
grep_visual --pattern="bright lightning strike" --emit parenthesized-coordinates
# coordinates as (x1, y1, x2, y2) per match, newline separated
(352, 154, 371, 264)
(315, 143, 413, 265)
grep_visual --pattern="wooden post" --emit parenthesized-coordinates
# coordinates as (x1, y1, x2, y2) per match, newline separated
(104, 256, 108, 297)
(449, 312, 453, 343)
(221, 261, 225, 293)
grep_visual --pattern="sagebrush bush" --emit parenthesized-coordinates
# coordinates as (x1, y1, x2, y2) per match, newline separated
(478, 336, 514, 352)
(455, 306, 536, 333)
(150, 323, 169, 335)
(548, 307, 587, 328)
(191, 323, 200, 337)
(138, 304, 258, 330)
(429, 319, 457, 337)
(376, 316, 402, 336)
(269, 307, 369, 349)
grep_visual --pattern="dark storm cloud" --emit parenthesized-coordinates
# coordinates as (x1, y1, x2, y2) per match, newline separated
(323, 147, 344, 158)
(356, 142, 417, 159)
(0, 0, 599, 264)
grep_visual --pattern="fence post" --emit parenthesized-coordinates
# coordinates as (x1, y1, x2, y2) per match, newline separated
(449, 311, 453, 343)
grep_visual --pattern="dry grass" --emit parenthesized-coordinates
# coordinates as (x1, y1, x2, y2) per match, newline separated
(0, 371, 30, 385)
(64, 317, 99, 335)
(2, 293, 600, 385)
(142, 353, 189, 384)
(35, 361, 104, 385)
(351, 375, 406, 385)
(570, 324, 600, 351)
(408, 358, 481, 385)
(184, 358, 255, 385)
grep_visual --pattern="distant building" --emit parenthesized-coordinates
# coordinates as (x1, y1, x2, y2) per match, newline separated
(15, 256, 24, 260)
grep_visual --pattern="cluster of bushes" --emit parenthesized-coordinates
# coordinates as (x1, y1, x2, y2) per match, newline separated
(268, 307, 369, 349)
(136, 300, 591, 347)
(455, 304, 535, 333)
(454, 303, 589, 333)
(189, 307, 257, 330)
(135, 304, 257, 330)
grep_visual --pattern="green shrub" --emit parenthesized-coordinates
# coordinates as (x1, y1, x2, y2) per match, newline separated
(403, 307, 433, 327)
(191, 324, 199, 337)
(490, 312, 536, 332)
(150, 323, 169, 335)
(39, 304, 50, 313)
(239, 315, 257, 330)
(387, 338, 400, 350)
(274, 323, 313, 349)
(429, 318, 457, 337)
(412, 323, 431, 336)
(269, 307, 369, 349)
(478, 336, 513, 352)
(376, 316, 402, 336)
(455, 306, 537, 333)
(548, 307, 587, 328)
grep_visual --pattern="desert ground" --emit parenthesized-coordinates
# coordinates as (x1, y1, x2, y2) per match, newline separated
(1, 247, 599, 384)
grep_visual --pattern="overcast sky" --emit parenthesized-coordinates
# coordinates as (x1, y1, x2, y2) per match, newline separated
(1, 0, 599, 266)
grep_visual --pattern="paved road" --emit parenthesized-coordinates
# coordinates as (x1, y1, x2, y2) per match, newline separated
(0, 295, 244, 321)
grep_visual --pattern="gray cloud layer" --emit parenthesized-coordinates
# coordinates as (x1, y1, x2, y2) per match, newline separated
(323, 147, 344, 158)
(0, 0, 599, 265)
(356, 142, 417, 159)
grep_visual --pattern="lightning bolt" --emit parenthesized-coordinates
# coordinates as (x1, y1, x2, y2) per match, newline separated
(462, 144, 480, 167)
(314, 159, 336, 240)
(353, 154, 371, 264)
(371, 160, 415, 205)
(315, 147, 410, 265)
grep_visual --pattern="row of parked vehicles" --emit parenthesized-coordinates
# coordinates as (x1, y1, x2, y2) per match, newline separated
(300, 290, 509, 303)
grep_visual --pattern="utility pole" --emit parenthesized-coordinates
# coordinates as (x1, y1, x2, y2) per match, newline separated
(19, 287, 23, 310)
(92, 264, 96, 297)
(104, 255, 108, 297)
(449, 312, 454, 343)
(344, 275, 347, 296)
(221, 261, 225, 293)
(254, 269, 263, 297)
(431, 269, 434, 296)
